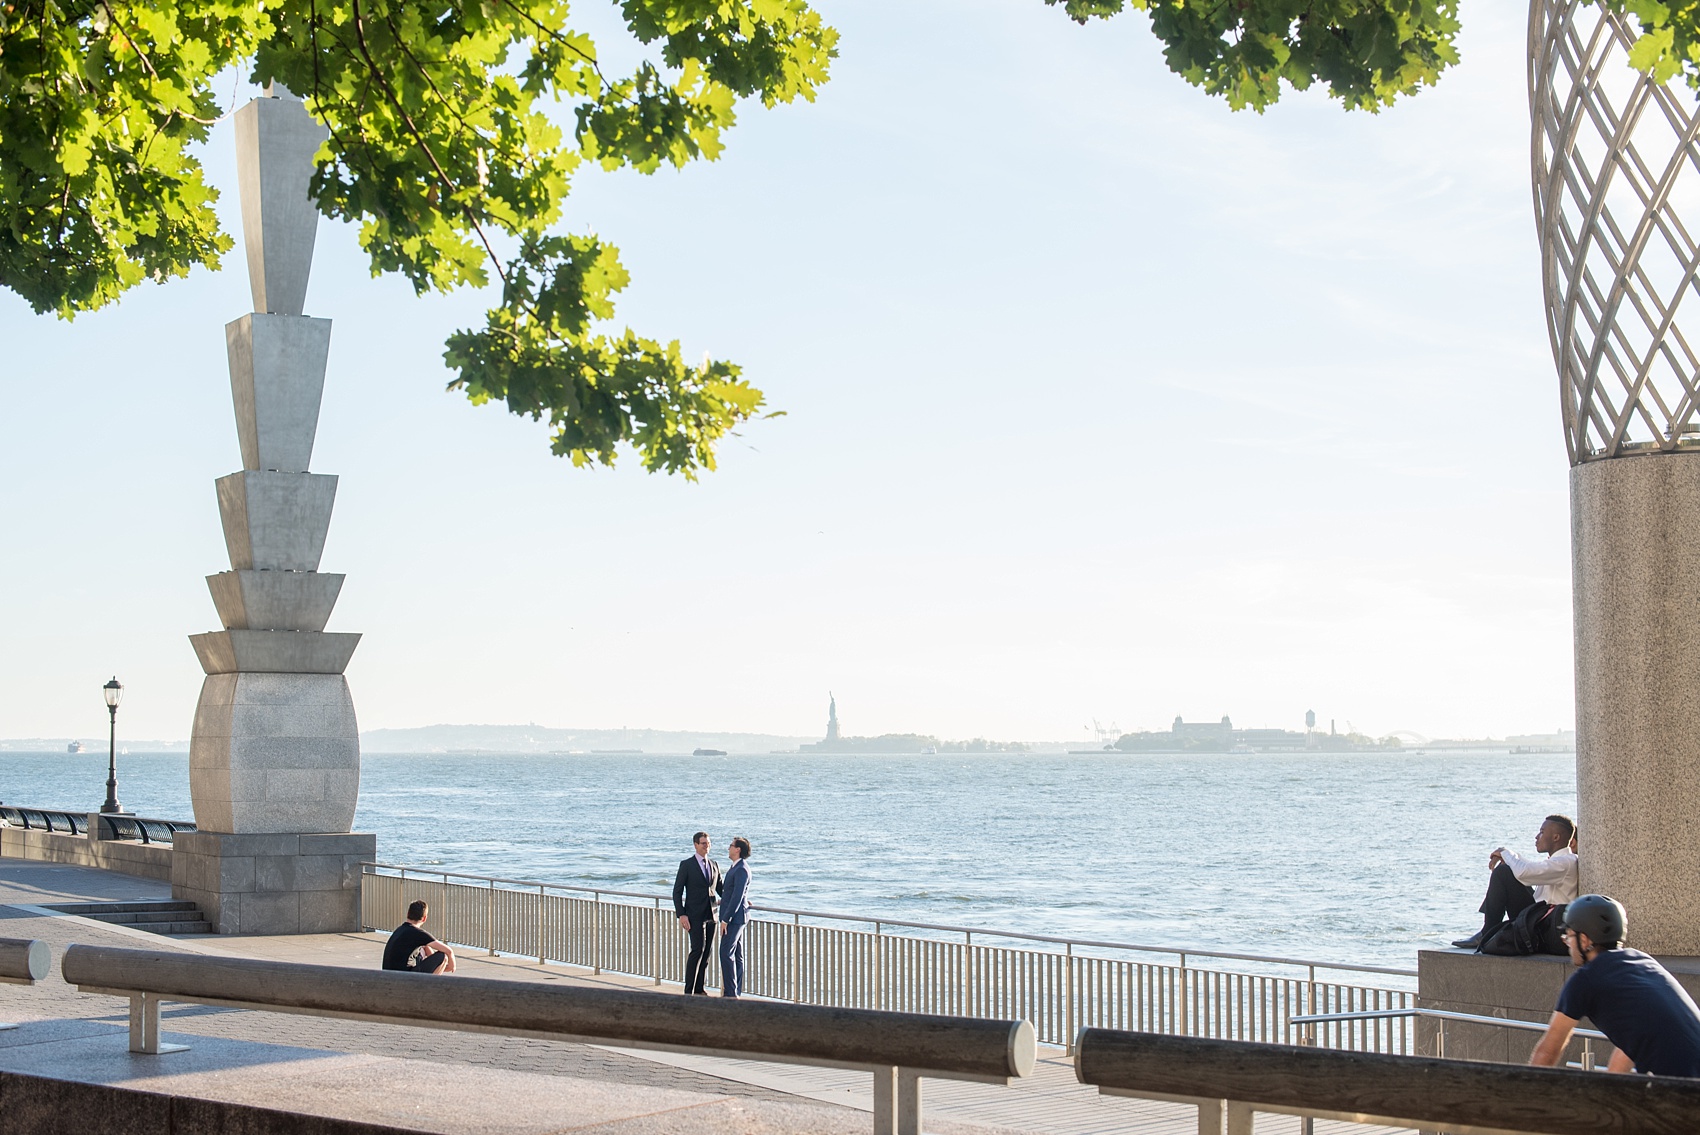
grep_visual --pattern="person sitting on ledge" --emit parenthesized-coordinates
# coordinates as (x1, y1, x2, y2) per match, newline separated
(382, 899, 456, 974)
(1530, 895, 1700, 1076)
(1452, 813, 1578, 950)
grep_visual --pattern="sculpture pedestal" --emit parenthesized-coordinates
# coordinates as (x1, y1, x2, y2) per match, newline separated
(172, 830, 374, 935)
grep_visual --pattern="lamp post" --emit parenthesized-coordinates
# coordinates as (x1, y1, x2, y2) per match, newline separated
(100, 677, 124, 814)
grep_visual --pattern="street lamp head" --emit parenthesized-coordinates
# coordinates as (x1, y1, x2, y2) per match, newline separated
(103, 677, 123, 710)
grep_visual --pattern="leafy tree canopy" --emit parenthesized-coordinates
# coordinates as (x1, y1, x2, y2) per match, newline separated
(0, 0, 835, 477)
(1048, 1, 1700, 113)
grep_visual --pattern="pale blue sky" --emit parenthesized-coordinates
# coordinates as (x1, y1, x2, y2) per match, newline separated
(0, 2, 1574, 744)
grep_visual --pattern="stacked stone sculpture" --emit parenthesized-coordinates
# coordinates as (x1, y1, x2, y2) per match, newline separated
(1530, 0, 1700, 953)
(173, 88, 375, 935)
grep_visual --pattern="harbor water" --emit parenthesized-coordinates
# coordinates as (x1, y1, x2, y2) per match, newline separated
(0, 749, 1574, 970)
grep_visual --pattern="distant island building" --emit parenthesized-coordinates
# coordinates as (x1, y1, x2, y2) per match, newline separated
(1111, 714, 1399, 754)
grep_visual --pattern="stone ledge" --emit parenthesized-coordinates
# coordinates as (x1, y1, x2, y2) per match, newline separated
(0, 829, 171, 882)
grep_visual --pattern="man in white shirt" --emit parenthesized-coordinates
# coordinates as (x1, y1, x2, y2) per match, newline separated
(1451, 814, 1578, 950)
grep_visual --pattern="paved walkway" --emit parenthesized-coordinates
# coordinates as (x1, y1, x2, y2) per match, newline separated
(0, 860, 1411, 1135)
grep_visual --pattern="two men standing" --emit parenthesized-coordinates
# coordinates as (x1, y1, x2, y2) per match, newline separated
(671, 830, 753, 997)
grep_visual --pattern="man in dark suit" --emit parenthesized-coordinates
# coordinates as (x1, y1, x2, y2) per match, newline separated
(672, 830, 721, 995)
(717, 836, 752, 998)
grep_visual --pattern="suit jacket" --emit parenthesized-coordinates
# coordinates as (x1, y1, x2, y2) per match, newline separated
(719, 859, 750, 930)
(673, 854, 721, 925)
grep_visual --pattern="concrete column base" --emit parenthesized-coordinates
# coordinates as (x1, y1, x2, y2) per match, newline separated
(171, 830, 374, 935)
(1418, 949, 1700, 1064)
(1572, 454, 1700, 953)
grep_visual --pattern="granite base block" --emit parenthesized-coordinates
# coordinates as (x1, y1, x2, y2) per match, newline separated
(172, 830, 374, 935)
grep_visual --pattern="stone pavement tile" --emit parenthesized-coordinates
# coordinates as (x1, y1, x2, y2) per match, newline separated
(0, 861, 171, 906)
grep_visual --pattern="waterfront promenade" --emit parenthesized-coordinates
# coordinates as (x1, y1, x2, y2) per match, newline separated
(0, 860, 1410, 1134)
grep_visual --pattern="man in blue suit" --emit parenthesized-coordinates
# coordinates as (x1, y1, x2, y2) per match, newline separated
(718, 836, 752, 998)
(672, 831, 721, 995)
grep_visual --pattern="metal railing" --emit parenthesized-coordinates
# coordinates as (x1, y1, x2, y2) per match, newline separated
(1291, 1006, 1610, 1069)
(363, 862, 1418, 1053)
(0, 806, 194, 845)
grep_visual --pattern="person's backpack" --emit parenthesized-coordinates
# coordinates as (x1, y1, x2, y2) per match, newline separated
(1481, 901, 1568, 956)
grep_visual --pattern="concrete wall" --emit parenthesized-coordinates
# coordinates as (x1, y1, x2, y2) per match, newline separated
(0, 827, 171, 882)
(1418, 949, 1700, 1065)
(4, 1067, 417, 1135)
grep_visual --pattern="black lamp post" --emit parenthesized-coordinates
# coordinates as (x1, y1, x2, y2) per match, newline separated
(100, 677, 124, 814)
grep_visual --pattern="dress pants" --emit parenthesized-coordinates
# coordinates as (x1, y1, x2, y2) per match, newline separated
(1479, 861, 1536, 926)
(719, 921, 746, 998)
(684, 917, 718, 994)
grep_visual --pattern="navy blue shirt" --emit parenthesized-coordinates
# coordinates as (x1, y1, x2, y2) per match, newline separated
(1556, 948, 1700, 1076)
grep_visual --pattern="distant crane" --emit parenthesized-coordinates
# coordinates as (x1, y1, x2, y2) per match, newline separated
(1085, 719, 1122, 744)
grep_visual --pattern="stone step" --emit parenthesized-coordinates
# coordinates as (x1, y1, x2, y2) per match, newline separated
(135, 921, 214, 936)
(48, 901, 200, 915)
(46, 900, 211, 935)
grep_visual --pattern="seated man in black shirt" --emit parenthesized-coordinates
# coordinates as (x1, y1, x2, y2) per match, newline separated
(382, 899, 456, 974)
(1529, 895, 1700, 1076)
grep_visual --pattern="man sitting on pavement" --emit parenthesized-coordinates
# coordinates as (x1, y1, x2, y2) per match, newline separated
(1529, 895, 1700, 1076)
(382, 899, 457, 974)
(1452, 814, 1578, 950)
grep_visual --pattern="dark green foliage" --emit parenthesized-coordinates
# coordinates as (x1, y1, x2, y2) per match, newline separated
(0, 0, 834, 476)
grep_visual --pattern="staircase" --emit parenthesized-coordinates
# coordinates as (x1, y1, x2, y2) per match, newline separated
(47, 901, 213, 936)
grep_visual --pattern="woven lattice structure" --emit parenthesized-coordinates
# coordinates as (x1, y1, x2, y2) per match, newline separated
(1531, 0, 1700, 464)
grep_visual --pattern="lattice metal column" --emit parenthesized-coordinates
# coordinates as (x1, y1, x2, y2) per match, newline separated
(1531, 0, 1700, 954)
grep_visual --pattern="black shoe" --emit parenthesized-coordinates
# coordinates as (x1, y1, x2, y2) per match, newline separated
(1451, 927, 1492, 950)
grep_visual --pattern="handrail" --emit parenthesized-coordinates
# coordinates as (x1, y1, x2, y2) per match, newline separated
(1289, 1006, 1607, 1040)
(365, 861, 1416, 978)
(0, 805, 195, 844)
(1074, 1029, 1700, 1135)
(63, 944, 1035, 1135)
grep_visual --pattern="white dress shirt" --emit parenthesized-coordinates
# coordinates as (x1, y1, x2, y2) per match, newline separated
(1499, 847, 1579, 904)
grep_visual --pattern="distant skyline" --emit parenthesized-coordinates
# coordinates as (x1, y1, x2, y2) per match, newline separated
(1, 3, 1576, 745)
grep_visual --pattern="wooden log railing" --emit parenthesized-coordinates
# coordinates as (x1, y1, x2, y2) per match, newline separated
(0, 937, 49, 1031)
(61, 944, 1036, 1135)
(1074, 1027, 1700, 1135)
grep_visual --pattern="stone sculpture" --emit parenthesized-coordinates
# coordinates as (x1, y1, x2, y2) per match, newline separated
(1531, 0, 1700, 953)
(174, 88, 374, 935)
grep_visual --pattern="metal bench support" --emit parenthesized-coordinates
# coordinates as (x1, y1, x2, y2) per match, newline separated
(128, 992, 189, 1055)
(869, 1067, 923, 1135)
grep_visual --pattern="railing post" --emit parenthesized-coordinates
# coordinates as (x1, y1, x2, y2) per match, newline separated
(791, 912, 801, 1003)
(593, 891, 603, 975)
(488, 878, 496, 956)
(536, 884, 546, 966)
(874, 921, 883, 1011)
(1195, 1097, 1223, 1135)
(1178, 953, 1189, 1036)
(653, 898, 663, 986)
(897, 1069, 922, 1135)
(1065, 943, 1076, 1056)
(962, 931, 972, 1016)
(1224, 1101, 1254, 1135)
(1583, 1036, 1595, 1070)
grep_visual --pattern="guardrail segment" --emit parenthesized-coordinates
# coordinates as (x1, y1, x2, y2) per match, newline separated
(0, 937, 50, 1032)
(1074, 1028, 1700, 1135)
(62, 944, 1035, 1135)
